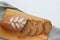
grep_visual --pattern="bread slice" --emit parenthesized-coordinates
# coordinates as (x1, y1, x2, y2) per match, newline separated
(0, 8, 52, 40)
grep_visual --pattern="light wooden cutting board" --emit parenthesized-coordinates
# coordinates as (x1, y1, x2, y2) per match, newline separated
(0, 27, 47, 40)
(0, 8, 48, 40)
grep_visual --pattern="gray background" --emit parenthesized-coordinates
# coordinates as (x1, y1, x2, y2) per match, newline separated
(0, 0, 60, 28)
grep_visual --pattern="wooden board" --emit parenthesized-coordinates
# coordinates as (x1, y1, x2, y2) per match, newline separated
(0, 8, 48, 40)
(0, 27, 48, 40)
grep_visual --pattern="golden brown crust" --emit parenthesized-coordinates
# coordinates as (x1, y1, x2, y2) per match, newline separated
(1, 21, 15, 32)
(1, 16, 28, 32)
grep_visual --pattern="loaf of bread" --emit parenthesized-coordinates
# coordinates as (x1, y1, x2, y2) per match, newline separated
(0, 8, 52, 40)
